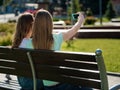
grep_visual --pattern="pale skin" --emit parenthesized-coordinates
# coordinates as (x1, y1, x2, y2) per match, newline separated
(62, 12, 85, 41)
(26, 12, 84, 41)
(25, 29, 32, 38)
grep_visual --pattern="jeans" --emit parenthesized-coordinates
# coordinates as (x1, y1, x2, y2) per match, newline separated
(18, 77, 44, 90)
(18, 77, 93, 90)
(44, 83, 93, 90)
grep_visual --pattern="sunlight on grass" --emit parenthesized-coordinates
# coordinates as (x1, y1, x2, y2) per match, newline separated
(61, 39, 120, 73)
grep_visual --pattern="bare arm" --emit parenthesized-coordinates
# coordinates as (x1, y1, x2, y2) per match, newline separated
(62, 12, 85, 41)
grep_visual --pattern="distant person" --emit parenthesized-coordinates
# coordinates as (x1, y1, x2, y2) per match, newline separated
(14, 9, 20, 16)
(12, 13, 44, 90)
(15, 9, 92, 90)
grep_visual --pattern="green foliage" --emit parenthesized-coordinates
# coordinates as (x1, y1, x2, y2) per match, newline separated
(8, 19, 16, 23)
(86, 8, 93, 16)
(84, 16, 97, 25)
(100, 17, 109, 22)
(73, 0, 80, 13)
(67, 0, 80, 22)
(84, 8, 97, 25)
(65, 40, 74, 47)
(0, 0, 12, 6)
(0, 33, 12, 46)
(104, 0, 116, 20)
(0, 23, 15, 46)
(67, 3, 72, 20)
(62, 39, 120, 73)
(3, 0, 12, 6)
(0, 23, 15, 33)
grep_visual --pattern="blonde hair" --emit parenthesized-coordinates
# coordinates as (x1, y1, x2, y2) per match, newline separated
(32, 9, 53, 49)
(12, 13, 34, 48)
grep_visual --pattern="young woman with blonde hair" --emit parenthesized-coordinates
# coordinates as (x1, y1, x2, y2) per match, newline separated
(16, 9, 92, 90)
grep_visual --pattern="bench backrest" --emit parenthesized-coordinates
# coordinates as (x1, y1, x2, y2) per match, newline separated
(0, 46, 108, 90)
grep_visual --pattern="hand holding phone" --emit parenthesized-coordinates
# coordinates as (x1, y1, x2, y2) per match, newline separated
(72, 13, 79, 20)
(72, 12, 85, 20)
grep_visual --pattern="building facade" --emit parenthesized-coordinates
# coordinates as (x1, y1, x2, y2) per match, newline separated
(5, 0, 54, 13)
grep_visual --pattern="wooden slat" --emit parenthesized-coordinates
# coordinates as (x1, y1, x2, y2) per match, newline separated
(33, 59, 98, 70)
(31, 51, 96, 62)
(0, 61, 30, 71)
(0, 47, 12, 53)
(0, 46, 32, 53)
(0, 53, 29, 63)
(35, 65, 100, 80)
(36, 73, 101, 89)
(0, 68, 32, 78)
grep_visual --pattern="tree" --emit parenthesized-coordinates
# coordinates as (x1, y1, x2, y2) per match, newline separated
(80, 0, 109, 15)
(73, 0, 80, 13)
(67, 0, 80, 18)
(0, 0, 12, 6)
(3, 0, 12, 6)
(104, 0, 116, 20)
(60, 0, 66, 10)
(1, 0, 12, 13)
(0, 0, 3, 6)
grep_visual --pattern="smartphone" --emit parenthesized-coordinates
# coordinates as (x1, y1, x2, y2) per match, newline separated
(72, 13, 79, 20)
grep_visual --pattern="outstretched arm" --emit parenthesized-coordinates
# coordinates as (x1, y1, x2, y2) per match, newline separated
(62, 12, 85, 41)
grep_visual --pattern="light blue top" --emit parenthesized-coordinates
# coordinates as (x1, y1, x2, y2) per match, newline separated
(19, 33, 63, 86)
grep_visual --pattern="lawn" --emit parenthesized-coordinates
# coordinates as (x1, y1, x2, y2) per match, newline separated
(61, 39, 120, 73)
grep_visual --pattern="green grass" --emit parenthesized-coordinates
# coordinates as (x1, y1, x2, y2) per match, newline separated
(61, 39, 120, 73)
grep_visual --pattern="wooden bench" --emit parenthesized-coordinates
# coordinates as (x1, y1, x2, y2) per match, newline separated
(0, 46, 119, 90)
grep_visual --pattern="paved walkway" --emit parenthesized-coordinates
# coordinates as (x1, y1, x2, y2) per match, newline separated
(107, 74, 120, 89)
(0, 73, 120, 89)
(0, 14, 18, 23)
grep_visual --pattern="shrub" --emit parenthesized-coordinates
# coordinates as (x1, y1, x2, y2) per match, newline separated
(64, 20, 71, 25)
(0, 33, 12, 46)
(0, 23, 15, 46)
(0, 23, 15, 34)
(84, 16, 97, 25)
(8, 19, 16, 23)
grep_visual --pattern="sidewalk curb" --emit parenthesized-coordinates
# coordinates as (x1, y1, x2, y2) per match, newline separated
(107, 72, 120, 77)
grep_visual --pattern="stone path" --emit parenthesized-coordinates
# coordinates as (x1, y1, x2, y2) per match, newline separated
(108, 75, 120, 89)
(0, 73, 120, 89)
